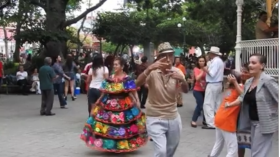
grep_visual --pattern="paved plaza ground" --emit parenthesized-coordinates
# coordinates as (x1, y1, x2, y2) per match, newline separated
(0, 93, 278, 157)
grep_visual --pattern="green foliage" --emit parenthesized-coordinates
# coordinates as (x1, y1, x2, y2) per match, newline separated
(4, 60, 16, 69)
(4, 0, 266, 58)
(125, 0, 265, 53)
(31, 55, 44, 69)
(186, 0, 263, 52)
(3, 60, 19, 75)
(129, 0, 184, 16)
(0, 0, 107, 61)
(93, 10, 177, 48)
(94, 11, 148, 46)
(66, 26, 93, 49)
(66, 26, 82, 48)
(102, 42, 117, 53)
(14, 28, 72, 46)
(66, 0, 82, 12)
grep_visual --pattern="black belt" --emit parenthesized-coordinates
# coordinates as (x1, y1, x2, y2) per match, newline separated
(206, 81, 222, 84)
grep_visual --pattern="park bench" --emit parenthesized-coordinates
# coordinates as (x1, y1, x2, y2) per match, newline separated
(0, 75, 32, 94)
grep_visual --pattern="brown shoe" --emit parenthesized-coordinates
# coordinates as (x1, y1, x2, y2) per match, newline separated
(191, 122, 197, 128)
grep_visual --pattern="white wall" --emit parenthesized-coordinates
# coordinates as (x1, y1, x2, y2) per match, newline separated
(0, 39, 16, 58)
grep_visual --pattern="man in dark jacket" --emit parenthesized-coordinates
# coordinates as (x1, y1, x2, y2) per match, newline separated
(135, 56, 149, 108)
(39, 57, 56, 116)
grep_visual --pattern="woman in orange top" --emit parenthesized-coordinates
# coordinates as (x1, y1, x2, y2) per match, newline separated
(209, 70, 243, 157)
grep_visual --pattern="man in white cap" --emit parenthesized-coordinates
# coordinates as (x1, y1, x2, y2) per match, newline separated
(136, 42, 188, 157)
(202, 46, 224, 129)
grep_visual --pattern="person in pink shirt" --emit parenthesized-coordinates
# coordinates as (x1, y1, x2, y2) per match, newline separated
(191, 56, 207, 127)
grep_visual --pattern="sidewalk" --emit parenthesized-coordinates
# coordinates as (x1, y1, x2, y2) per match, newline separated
(0, 94, 278, 157)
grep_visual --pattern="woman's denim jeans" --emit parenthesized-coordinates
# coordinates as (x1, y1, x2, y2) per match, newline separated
(87, 88, 101, 115)
(192, 90, 205, 122)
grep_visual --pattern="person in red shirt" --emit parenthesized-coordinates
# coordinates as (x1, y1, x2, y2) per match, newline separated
(191, 56, 207, 127)
(208, 70, 243, 157)
(81, 62, 92, 92)
(174, 56, 186, 107)
(81, 62, 92, 76)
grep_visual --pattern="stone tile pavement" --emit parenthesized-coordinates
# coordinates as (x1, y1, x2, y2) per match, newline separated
(0, 93, 278, 157)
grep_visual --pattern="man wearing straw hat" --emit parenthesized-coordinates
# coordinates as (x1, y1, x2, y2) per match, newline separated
(136, 42, 189, 157)
(202, 46, 224, 129)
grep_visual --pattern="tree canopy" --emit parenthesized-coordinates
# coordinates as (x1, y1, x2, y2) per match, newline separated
(92, 0, 267, 54)
(0, 0, 270, 61)
(4, 0, 108, 60)
(185, 0, 264, 52)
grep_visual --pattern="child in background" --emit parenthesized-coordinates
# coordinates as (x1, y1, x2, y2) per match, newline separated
(76, 68, 81, 82)
(75, 68, 81, 88)
(208, 70, 243, 157)
(30, 68, 41, 94)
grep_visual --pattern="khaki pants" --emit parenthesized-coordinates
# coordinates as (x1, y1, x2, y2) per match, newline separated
(146, 115, 182, 157)
(177, 92, 183, 105)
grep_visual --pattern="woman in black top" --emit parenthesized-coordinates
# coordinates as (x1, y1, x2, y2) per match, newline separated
(226, 53, 278, 157)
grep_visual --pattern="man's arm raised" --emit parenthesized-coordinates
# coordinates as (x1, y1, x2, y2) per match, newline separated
(136, 57, 167, 87)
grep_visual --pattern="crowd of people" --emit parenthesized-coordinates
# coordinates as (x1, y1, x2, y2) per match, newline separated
(33, 41, 278, 157)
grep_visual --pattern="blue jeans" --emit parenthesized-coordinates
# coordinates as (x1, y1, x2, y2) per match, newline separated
(192, 90, 205, 122)
(54, 83, 67, 107)
(87, 88, 101, 115)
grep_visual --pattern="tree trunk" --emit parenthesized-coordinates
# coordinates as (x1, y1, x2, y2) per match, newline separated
(13, 0, 26, 62)
(3, 25, 8, 57)
(26, 0, 106, 60)
(120, 44, 126, 55)
(14, 20, 24, 62)
(129, 45, 136, 72)
(44, 0, 67, 59)
(14, 38, 21, 62)
(113, 43, 121, 56)
(199, 45, 205, 55)
(22, 0, 106, 61)
(143, 42, 153, 62)
(77, 17, 86, 56)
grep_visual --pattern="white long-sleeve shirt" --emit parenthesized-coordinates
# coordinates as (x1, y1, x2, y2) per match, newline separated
(206, 56, 224, 83)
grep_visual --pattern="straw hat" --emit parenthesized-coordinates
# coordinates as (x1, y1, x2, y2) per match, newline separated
(207, 46, 222, 56)
(157, 42, 174, 55)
